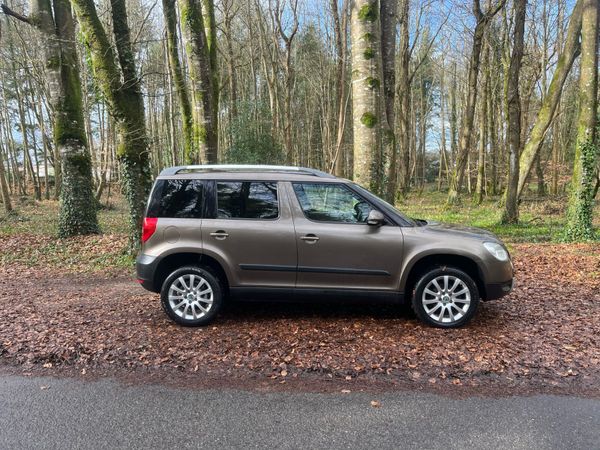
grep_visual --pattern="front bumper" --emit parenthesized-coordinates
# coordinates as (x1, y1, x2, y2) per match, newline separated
(136, 253, 160, 292)
(484, 278, 514, 301)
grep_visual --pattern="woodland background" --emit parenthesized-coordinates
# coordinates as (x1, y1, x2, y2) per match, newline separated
(0, 0, 599, 248)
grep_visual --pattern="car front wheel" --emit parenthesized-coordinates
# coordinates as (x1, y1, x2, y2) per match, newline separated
(160, 266, 223, 326)
(412, 267, 480, 328)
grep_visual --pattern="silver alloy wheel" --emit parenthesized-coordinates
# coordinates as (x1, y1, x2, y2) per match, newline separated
(422, 275, 471, 324)
(168, 274, 214, 321)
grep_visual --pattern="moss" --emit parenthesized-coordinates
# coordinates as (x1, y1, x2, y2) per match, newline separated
(362, 32, 374, 42)
(360, 112, 377, 128)
(47, 54, 61, 71)
(363, 48, 375, 60)
(358, 3, 378, 22)
(366, 77, 380, 90)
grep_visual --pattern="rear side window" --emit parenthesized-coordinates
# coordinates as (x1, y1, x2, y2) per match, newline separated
(146, 179, 204, 218)
(216, 181, 278, 219)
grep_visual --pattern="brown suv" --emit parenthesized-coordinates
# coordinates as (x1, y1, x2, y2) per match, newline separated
(136, 165, 513, 328)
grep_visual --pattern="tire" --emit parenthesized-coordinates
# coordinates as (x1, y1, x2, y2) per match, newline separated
(160, 266, 223, 326)
(412, 267, 479, 328)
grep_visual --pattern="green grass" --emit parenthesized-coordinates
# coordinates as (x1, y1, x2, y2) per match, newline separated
(0, 195, 132, 272)
(0, 195, 129, 236)
(398, 190, 599, 243)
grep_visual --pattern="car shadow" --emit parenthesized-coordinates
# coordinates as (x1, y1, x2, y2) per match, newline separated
(221, 298, 416, 322)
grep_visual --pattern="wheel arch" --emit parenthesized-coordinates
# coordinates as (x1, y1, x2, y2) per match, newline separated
(401, 253, 486, 301)
(154, 252, 230, 295)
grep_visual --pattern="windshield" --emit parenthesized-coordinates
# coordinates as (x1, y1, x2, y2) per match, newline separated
(349, 183, 417, 226)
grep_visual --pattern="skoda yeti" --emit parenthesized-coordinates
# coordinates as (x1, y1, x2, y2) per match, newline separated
(136, 165, 514, 328)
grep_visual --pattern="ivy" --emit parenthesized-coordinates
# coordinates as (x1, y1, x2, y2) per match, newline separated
(563, 139, 599, 242)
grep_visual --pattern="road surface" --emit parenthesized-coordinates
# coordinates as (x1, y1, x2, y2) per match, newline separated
(0, 374, 598, 449)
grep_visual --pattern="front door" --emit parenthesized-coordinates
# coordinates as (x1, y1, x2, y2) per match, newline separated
(201, 180, 297, 288)
(287, 182, 404, 291)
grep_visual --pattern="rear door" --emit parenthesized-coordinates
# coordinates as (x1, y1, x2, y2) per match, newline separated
(201, 180, 297, 288)
(288, 182, 404, 291)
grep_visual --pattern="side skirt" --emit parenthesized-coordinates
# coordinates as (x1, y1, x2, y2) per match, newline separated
(229, 287, 405, 304)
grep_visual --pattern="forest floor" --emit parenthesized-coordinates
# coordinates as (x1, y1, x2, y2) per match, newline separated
(1, 191, 599, 396)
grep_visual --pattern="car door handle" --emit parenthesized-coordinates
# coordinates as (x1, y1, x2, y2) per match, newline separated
(210, 230, 229, 240)
(301, 234, 319, 243)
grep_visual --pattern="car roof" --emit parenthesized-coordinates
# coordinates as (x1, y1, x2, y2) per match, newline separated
(157, 165, 346, 183)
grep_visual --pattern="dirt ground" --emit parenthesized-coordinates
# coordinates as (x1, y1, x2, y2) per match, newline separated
(1, 238, 599, 396)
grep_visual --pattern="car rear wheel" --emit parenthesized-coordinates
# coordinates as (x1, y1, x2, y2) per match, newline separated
(160, 266, 223, 326)
(412, 267, 479, 328)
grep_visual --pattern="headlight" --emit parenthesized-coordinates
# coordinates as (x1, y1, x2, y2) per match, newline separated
(483, 242, 509, 261)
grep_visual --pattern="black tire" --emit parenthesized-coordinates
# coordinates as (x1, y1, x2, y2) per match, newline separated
(411, 267, 480, 328)
(160, 266, 223, 326)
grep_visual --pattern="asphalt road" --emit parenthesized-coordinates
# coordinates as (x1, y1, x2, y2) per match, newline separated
(0, 375, 598, 449)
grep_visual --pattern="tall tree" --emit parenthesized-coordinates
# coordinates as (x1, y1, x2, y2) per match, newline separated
(564, 0, 599, 240)
(162, 0, 195, 163)
(350, 0, 383, 191)
(70, 0, 151, 247)
(178, 0, 219, 163)
(501, 0, 526, 224)
(446, 0, 506, 205)
(379, 0, 397, 201)
(516, 0, 583, 199)
(330, 0, 350, 177)
(2, 0, 99, 236)
(0, 140, 12, 213)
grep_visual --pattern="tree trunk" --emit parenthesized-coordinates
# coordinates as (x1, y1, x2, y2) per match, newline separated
(331, 0, 350, 177)
(564, 0, 598, 241)
(393, 0, 410, 198)
(474, 41, 489, 205)
(2, 1, 98, 229)
(447, 0, 505, 205)
(350, 0, 383, 192)
(501, 0, 526, 224)
(70, 0, 151, 248)
(0, 141, 12, 213)
(516, 0, 583, 199)
(163, 0, 195, 163)
(380, 0, 397, 202)
(178, 0, 219, 163)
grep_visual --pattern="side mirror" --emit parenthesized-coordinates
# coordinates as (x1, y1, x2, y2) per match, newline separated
(366, 210, 385, 227)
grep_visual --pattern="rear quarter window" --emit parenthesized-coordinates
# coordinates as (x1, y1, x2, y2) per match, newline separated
(146, 179, 204, 218)
(216, 181, 278, 219)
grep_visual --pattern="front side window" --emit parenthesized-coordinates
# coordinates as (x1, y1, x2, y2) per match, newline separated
(292, 183, 373, 223)
(216, 181, 278, 219)
(146, 179, 204, 218)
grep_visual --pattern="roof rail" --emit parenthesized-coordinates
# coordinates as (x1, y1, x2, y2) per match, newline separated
(158, 164, 336, 178)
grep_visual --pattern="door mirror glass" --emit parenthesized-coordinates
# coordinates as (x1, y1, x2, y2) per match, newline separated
(366, 210, 385, 226)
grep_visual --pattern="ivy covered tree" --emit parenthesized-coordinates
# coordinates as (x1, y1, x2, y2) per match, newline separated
(69, 0, 151, 249)
(1, 0, 99, 236)
(564, 0, 599, 241)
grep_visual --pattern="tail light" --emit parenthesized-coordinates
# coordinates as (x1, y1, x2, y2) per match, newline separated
(141, 217, 158, 243)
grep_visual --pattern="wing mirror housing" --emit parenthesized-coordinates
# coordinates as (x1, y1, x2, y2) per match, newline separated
(366, 210, 385, 227)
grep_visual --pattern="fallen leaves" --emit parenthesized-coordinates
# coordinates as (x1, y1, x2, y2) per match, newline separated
(0, 243, 599, 393)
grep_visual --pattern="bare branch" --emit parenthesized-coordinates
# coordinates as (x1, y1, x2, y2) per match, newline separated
(1, 4, 32, 25)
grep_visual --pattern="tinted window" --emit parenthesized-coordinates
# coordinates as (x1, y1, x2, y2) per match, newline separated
(292, 183, 373, 223)
(217, 182, 278, 219)
(146, 179, 204, 218)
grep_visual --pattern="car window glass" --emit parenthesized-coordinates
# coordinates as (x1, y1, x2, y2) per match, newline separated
(217, 182, 278, 219)
(146, 179, 204, 218)
(292, 183, 373, 223)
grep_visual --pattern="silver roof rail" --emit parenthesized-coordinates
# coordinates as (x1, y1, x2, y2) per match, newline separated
(158, 164, 336, 178)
